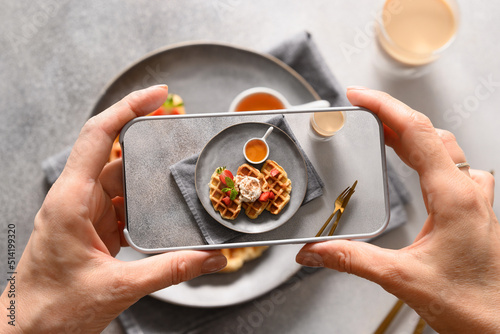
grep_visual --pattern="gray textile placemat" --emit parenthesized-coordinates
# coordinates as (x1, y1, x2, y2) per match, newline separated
(169, 115, 325, 244)
(41, 31, 410, 334)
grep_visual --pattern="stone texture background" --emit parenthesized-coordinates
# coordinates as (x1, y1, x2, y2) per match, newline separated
(1, 1, 499, 333)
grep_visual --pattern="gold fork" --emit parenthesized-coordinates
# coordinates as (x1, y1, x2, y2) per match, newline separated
(328, 180, 357, 236)
(316, 180, 358, 237)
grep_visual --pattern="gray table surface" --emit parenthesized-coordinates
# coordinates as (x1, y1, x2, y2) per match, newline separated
(1, 1, 499, 333)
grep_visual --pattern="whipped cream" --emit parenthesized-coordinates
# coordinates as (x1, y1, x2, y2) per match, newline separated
(234, 175, 262, 202)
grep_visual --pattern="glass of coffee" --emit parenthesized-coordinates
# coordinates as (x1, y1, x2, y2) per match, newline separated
(309, 111, 345, 141)
(375, 0, 459, 77)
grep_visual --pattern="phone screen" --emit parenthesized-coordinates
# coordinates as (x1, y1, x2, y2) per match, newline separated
(120, 108, 389, 252)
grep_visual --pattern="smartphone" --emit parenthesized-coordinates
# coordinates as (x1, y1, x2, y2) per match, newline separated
(120, 107, 389, 253)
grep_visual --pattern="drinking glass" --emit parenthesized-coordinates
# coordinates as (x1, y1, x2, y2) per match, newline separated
(309, 111, 345, 141)
(375, 0, 459, 78)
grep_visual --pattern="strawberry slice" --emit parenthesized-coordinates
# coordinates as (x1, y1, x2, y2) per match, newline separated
(223, 169, 234, 179)
(219, 169, 233, 186)
(222, 196, 231, 206)
(148, 106, 166, 116)
(217, 168, 234, 185)
(268, 191, 275, 200)
(259, 192, 270, 202)
(270, 168, 280, 177)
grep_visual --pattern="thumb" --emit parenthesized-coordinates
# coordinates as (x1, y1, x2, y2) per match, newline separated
(123, 250, 227, 296)
(296, 240, 401, 288)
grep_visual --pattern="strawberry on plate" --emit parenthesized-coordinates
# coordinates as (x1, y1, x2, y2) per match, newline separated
(217, 167, 239, 200)
(270, 168, 280, 178)
(259, 191, 275, 202)
(259, 192, 269, 202)
(148, 93, 185, 116)
(216, 167, 234, 185)
(222, 196, 232, 206)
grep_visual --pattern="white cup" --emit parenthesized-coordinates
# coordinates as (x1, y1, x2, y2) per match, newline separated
(228, 87, 330, 112)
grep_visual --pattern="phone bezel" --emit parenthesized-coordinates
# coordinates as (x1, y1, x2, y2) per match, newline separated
(120, 107, 390, 253)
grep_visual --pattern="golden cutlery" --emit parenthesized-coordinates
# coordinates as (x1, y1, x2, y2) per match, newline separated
(413, 317, 427, 334)
(374, 299, 404, 334)
(374, 299, 426, 334)
(316, 180, 357, 237)
(328, 180, 357, 236)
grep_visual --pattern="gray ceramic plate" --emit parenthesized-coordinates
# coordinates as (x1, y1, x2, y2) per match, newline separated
(97, 42, 317, 307)
(90, 41, 319, 116)
(117, 243, 303, 308)
(196, 122, 307, 234)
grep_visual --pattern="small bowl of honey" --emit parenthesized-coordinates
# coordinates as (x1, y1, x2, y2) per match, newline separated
(229, 87, 287, 112)
(243, 126, 274, 164)
(228, 87, 330, 112)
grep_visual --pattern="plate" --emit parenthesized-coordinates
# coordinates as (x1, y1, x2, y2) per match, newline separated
(92, 42, 319, 307)
(196, 122, 307, 233)
(90, 41, 319, 117)
(116, 244, 303, 308)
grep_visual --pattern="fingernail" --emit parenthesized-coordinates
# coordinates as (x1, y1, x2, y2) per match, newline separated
(296, 251, 324, 267)
(346, 86, 367, 91)
(150, 84, 168, 90)
(201, 254, 227, 274)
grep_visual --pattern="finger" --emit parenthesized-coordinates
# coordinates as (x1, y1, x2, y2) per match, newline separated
(112, 196, 125, 225)
(118, 220, 128, 247)
(64, 85, 168, 181)
(382, 123, 409, 165)
(100, 159, 124, 198)
(381, 123, 398, 146)
(93, 197, 121, 256)
(111, 197, 129, 247)
(470, 169, 495, 205)
(347, 87, 419, 137)
(435, 129, 470, 177)
(296, 241, 404, 292)
(347, 88, 456, 181)
(124, 250, 227, 296)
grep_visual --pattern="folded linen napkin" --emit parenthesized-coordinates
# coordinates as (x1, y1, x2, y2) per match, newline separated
(169, 115, 324, 244)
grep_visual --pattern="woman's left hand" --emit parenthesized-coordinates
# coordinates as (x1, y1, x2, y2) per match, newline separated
(1, 85, 226, 334)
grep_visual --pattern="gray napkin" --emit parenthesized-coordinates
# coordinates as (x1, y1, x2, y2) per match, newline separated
(170, 115, 325, 244)
(42, 145, 72, 185)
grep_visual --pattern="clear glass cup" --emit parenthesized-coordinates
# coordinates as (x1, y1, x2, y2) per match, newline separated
(374, 0, 459, 78)
(309, 111, 345, 141)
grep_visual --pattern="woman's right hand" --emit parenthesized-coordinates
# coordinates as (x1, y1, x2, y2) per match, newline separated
(297, 87, 499, 333)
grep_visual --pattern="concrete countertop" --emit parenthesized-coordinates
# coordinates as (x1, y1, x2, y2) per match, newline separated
(1, 1, 499, 333)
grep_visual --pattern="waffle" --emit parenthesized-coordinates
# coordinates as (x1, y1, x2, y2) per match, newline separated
(260, 160, 292, 215)
(209, 169, 241, 220)
(236, 164, 270, 219)
(218, 246, 269, 273)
